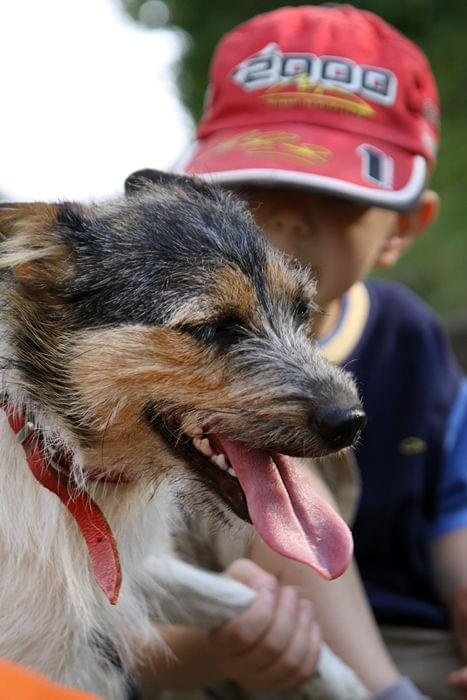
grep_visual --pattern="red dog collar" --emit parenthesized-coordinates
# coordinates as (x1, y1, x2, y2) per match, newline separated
(3, 404, 122, 605)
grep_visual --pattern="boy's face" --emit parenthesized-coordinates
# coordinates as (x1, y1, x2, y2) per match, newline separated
(241, 187, 399, 308)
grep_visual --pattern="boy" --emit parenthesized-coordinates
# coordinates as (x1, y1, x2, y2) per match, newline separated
(142, 5, 467, 699)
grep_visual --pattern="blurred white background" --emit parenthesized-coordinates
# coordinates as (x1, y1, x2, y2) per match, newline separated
(0, 0, 192, 201)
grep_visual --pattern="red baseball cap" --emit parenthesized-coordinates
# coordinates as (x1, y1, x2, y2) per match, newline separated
(181, 4, 439, 210)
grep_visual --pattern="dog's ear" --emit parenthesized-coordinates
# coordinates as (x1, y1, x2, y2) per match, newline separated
(0, 201, 92, 289)
(125, 169, 181, 194)
(125, 169, 218, 200)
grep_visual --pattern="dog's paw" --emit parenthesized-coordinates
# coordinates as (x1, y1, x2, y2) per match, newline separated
(303, 644, 370, 699)
(142, 555, 256, 629)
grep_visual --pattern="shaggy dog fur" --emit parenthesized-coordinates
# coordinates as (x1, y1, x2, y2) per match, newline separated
(0, 171, 365, 698)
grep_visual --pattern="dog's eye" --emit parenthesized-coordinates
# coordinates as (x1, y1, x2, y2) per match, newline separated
(294, 300, 310, 326)
(178, 317, 246, 349)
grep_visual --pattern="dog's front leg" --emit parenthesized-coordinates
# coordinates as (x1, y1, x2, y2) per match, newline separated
(253, 646, 371, 700)
(141, 556, 370, 698)
(305, 644, 370, 699)
(141, 554, 256, 629)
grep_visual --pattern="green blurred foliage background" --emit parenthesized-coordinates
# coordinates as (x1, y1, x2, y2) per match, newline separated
(123, 0, 467, 318)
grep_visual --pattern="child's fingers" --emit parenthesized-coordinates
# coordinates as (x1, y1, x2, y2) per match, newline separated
(209, 574, 321, 693)
(223, 558, 277, 592)
(210, 587, 276, 654)
(241, 598, 320, 691)
(273, 614, 322, 691)
(231, 586, 301, 674)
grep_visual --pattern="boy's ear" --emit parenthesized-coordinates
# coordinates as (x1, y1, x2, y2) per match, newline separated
(0, 201, 91, 289)
(375, 190, 439, 268)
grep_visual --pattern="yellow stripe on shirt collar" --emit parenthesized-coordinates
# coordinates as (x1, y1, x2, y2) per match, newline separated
(320, 282, 370, 364)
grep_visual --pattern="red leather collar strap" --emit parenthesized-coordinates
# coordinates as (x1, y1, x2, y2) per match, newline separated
(3, 404, 122, 605)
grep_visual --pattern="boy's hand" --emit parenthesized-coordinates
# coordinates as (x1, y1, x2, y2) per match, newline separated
(207, 559, 321, 692)
(448, 666, 467, 699)
(451, 586, 467, 661)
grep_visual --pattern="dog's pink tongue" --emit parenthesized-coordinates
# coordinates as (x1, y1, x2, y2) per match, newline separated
(218, 438, 353, 580)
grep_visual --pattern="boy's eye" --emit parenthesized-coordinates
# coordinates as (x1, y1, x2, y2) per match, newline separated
(178, 316, 246, 349)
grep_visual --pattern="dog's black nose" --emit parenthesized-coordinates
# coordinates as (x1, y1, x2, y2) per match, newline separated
(314, 406, 367, 451)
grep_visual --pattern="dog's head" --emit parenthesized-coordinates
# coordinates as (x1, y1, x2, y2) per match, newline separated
(0, 171, 365, 579)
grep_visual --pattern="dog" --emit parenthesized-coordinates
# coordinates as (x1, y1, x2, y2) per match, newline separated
(0, 170, 366, 699)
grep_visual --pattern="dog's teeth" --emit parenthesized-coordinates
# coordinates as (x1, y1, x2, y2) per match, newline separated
(227, 467, 237, 478)
(200, 438, 215, 456)
(212, 454, 228, 470)
(193, 437, 214, 457)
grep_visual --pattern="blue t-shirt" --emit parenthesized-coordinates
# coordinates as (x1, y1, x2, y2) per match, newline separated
(320, 279, 466, 629)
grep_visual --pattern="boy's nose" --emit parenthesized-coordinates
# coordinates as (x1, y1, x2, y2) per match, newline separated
(313, 406, 367, 451)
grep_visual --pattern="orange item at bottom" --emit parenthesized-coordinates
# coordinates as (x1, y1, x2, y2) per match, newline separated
(0, 659, 103, 700)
